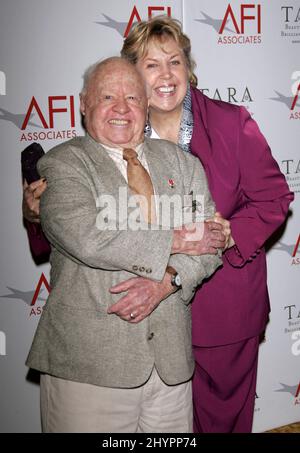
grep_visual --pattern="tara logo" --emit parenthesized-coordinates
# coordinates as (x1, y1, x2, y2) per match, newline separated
(199, 86, 253, 112)
(281, 5, 300, 23)
(280, 158, 300, 194)
(280, 5, 300, 44)
(283, 304, 300, 341)
(284, 303, 300, 321)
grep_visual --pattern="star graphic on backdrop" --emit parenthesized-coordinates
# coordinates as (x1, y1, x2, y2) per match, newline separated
(0, 287, 46, 306)
(275, 383, 299, 397)
(273, 242, 299, 256)
(95, 13, 133, 37)
(195, 12, 234, 34)
(0, 108, 42, 129)
(269, 91, 299, 110)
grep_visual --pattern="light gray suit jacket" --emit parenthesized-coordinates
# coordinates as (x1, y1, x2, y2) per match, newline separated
(26, 135, 222, 388)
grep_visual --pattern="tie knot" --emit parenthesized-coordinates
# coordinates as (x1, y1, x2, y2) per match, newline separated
(123, 148, 138, 162)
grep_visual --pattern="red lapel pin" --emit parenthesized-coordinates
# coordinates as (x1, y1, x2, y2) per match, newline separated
(168, 178, 175, 188)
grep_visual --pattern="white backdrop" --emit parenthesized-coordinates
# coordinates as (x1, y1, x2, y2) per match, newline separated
(0, 0, 299, 433)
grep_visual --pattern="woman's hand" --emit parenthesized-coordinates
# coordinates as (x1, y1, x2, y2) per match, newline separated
(211, 212, 235, 250)
(22, 178, 47, 223)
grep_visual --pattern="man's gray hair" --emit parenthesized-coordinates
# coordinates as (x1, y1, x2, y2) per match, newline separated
(80, 56, 147, 97)
(81, 60, 102, 96)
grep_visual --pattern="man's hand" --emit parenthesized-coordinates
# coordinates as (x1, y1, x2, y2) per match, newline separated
(108, 273, 175, 323)
(22, 178, 47, 223)
(172, 221, 225, 256)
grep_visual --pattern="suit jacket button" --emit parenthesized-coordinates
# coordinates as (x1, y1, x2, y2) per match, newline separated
(146, 268, 152, 274)
(148, 332, 154, 340)
(132, 265, 138, 271)
(139, 266, 145, 272)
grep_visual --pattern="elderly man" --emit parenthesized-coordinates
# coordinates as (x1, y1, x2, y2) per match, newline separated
(26, 57, 223, 433)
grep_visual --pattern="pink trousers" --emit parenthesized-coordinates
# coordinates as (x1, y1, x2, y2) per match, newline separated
(192, 336, 259, 433)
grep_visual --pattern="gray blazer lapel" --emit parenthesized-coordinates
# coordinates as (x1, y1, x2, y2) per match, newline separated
(79, 135, 131, 231)
(144, 138, 185, 227)
(143, 138, 180, 197)
(84, 134, 128, 193)
(84, 135, 147, 225)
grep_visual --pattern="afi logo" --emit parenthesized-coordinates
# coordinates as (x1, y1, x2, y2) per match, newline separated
(294, 381, 300, 404)
(219, 3, 261, 34)
(0, 70, 6, 95)
(291, 234, 300, 265)
(292, 234, 300, 257)
(97, 6, 172, 38)
(124, 5, 171, 37)
(31, 273, 50, 306)
(29, 272, 51, 317)
(291, 85, 300, 110)
(22, 96, 75, 130)
(291, 71, 300, 111)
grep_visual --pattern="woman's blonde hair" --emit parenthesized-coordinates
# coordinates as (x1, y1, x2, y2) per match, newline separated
(121, 16, 198, 87)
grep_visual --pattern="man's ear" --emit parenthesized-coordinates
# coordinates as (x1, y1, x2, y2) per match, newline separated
(79, 93, 85, 116)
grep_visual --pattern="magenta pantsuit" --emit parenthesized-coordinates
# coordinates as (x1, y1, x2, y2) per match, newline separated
(190, 87, 294, 432)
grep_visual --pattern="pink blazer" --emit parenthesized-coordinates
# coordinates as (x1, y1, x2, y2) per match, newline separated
(190, 87, 294, 346)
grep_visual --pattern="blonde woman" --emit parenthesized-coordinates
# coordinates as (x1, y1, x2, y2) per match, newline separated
(120, 16, 293, 433)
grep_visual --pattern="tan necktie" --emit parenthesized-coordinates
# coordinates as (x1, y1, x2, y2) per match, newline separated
(123, 148, 156, 224)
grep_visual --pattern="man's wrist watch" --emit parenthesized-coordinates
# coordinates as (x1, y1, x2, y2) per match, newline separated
(166, 266, 182, 288)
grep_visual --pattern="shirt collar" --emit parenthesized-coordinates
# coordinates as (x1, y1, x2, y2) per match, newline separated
(86, 133, 145, 160)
